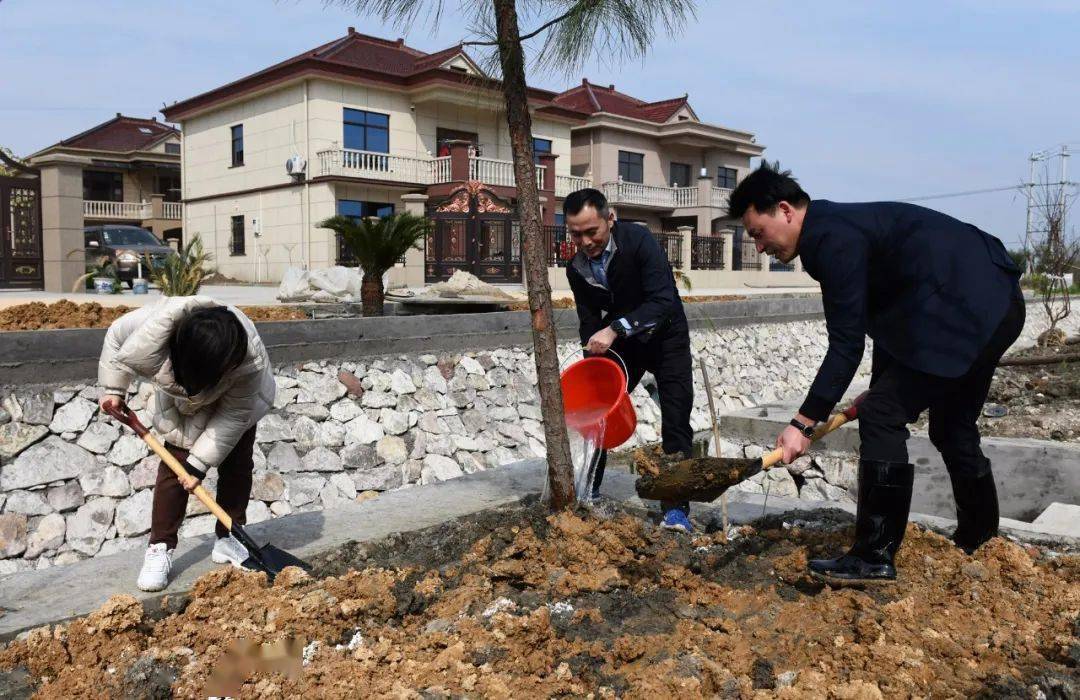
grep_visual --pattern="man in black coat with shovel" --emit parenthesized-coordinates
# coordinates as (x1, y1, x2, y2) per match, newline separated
(564, 188, 696, 532)
(727, 162, 1024, 583)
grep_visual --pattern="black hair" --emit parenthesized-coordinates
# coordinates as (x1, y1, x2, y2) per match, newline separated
(562, 188, 610, 218)
(169, 306, 248, 396)
(726, 161, 810, 219)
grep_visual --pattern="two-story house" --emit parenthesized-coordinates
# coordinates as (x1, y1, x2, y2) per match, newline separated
(28, 114, 184, 246)
(553, 79, 767, 271)
(161, 28, 590, 285)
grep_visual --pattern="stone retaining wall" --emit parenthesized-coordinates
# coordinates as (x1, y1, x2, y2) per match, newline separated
(0, 305, 1070, 576)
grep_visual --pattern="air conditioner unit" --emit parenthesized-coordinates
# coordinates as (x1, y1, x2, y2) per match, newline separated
(285, 154, 307, 178)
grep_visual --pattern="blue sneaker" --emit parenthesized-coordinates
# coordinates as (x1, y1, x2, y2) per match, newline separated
(661, 508, 694, 533)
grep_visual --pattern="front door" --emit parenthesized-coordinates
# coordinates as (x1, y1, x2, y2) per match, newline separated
(0, 175, 44, 289)
(427, 181, 519, 283)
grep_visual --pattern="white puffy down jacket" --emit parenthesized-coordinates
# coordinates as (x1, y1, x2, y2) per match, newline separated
(98, 296, 276, 472)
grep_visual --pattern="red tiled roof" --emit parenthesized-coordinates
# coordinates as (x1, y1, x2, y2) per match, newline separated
(162, 29, 586, 123)
(59, 114, 178, 153)
(554, 79, 690, 124)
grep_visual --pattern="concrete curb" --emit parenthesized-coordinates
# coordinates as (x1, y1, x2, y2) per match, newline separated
(2, 456, 1076, 642)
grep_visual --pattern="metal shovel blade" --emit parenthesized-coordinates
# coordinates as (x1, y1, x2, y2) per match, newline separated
(232, 524, 311, 581)
(635, 455, 765, 503)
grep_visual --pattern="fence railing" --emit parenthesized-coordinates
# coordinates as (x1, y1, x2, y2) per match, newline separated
(653, 231, 684, 268)
(83, 200, 149, 219)
(555, 174, 591, 197)
(542, 224, 578, 267)
(672, 186, 698, 208)
(691, 235, 725, 270)
(162, 202, 182, 220)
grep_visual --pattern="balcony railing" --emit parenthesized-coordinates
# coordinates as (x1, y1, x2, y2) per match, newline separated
(84, 200, 150, 220)
(601, 180, 699, 209)
(317, 149, 439, 184)
(317, 149, 552, 191)
(163, 202, 182, 220)
(555, 174, 592, 197)
(711, 187, 732, 209)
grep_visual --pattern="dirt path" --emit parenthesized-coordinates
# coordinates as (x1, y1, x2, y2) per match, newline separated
(1, 500, 1076, 698)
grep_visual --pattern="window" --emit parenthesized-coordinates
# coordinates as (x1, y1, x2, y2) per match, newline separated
(83, 170, 123, 202)
(230, 215, 245, 256)
(669, 162, 691, 187)
(533, 137, 552, 164)
(101, 227, 163, 246)
(338, 200, 394, 223)
(618, 151, 644, 183)
(164, 142, 181, 155)
(554, 212, 565, 227)
(717, 166, 737, 189)
(337, 201, 395, 265)
(344, 109, 389, 153)
(230, 125, 244, 167)
(156, 174, 181, 202)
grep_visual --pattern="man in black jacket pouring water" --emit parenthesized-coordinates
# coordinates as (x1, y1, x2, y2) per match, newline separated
(564, 188, 695, 532)
(727, 163, 1024, 583)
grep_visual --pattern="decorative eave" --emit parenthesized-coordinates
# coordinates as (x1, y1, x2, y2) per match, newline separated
(571, 112, 763, 154)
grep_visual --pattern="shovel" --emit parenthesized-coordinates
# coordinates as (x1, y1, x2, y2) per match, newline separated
(105, 402, 311, 580)
(635, 393, 864, 503)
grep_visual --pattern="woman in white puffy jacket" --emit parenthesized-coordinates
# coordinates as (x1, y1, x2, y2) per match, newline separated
(97, 296, 275, 591)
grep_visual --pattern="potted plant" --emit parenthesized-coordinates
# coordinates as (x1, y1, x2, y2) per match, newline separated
(144, 236, 214, 296)
(71, 255, 123, 294)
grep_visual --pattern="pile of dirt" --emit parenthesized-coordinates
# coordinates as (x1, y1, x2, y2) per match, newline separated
(0, 301, 307, 331)
(2, 501, 1076, 698)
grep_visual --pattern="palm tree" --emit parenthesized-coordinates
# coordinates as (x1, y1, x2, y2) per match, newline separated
(333, 0, 696, 509)
(319, 212, 432, 316)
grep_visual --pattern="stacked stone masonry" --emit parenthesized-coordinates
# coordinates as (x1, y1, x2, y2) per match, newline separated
(0, 309, 1070, 576)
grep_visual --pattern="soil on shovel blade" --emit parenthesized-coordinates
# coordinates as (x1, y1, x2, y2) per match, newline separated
(1, 499, 1077, 698)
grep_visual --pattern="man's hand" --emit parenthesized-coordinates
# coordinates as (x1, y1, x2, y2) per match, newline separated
(586, 326, 618, 355)
(776, 424, 812, 464)
(99, 394, 123, 414)
(179, 472, 202, 493)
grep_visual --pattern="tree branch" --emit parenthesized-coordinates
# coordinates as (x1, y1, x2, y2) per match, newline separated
(462, 1, 588, 46)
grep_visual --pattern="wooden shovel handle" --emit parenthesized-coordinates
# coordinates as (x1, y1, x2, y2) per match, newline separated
(760, 391, 865, 470)
(105, 402, 234, 529)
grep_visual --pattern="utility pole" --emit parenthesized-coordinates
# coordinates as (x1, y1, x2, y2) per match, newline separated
(1024, 145, 1077, 276)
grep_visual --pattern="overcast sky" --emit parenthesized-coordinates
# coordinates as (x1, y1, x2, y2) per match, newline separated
(2, 0, 1077, 247)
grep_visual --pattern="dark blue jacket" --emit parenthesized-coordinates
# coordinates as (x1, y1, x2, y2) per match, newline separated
(798, 200, 1022, 421)
(566, 221, 687, 346)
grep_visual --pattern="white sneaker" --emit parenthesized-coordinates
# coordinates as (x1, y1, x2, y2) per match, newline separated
(137, 543, 173, 592)
(211, 535, 251, 568)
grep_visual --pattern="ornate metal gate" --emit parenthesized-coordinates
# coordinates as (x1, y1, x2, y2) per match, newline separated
(426, 181, 519, 283)
(0, 169, 44, 289)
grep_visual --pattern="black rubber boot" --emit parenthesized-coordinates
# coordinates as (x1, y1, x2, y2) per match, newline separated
(808, 460, 914, 584)
(948, 460, 999, 555)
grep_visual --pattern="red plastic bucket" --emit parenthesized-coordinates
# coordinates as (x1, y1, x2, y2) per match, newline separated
(560, 356, 636, 449)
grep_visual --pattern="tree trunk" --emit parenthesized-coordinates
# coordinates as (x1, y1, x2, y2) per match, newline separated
(361, 272, 384, 317)
(491, 0, 575, 510)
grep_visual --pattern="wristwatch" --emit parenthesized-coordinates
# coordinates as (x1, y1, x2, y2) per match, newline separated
(790, 417, 817, 439)
(609, 319, 628, 338)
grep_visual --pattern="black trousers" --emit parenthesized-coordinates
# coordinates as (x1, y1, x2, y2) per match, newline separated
(858, 289, 1025, 477)
(592, 326, 694, 505)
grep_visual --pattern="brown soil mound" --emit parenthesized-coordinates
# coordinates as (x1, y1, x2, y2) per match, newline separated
(2, 502, 1076, 698)
(0, 301, 307, 331)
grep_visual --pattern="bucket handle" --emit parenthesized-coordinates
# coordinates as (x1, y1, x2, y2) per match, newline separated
(559, 346, 631, 393)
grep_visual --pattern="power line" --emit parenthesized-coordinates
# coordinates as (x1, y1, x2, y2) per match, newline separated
(897, 184, 1025, 203)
